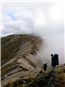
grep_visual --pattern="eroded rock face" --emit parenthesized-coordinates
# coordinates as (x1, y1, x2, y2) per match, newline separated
(1, 34, 65, 87)
(1, 34, 43, 86)
(3, 64, 65, 87)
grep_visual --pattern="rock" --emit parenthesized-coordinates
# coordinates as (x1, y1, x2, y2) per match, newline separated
(2, 64, 65, 87)
(1, 34, 65, 87)
(1, 34, 43, 87)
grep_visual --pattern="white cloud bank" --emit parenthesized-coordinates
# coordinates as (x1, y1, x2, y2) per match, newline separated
(1, 0, 65, 65)
(2, 1, 64, 36)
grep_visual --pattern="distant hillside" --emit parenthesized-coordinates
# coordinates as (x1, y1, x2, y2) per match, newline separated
(1, 34, 43, 86)
(1, 34, 65, 87)
(1, 34, 43, 65)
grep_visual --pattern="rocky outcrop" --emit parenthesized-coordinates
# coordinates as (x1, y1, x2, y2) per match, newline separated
(3, 64, 65, 87)
(1, 34, 65, 87)
(1, 34, 43, 86)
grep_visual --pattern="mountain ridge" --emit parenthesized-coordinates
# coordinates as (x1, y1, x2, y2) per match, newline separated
(1, 34, 43, 86)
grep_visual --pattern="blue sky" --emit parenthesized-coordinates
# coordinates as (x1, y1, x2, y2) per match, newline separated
(5, 10, 17, 21)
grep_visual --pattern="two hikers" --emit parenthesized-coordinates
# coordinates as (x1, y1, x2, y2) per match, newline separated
(51, 54, 59, 68)
(43, 54, 59, 70)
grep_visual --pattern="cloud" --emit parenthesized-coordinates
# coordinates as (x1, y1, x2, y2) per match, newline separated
(1, 1, 64, 64)
(2, 1, 64, 37)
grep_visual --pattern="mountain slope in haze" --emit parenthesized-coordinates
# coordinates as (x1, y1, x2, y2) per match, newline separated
(1, 34, 43, 65)
(1, 34, 65, 87)
(1, 34, 43, 86)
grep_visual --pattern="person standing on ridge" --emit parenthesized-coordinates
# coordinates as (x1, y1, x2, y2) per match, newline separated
(51, 54, 59, 68)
